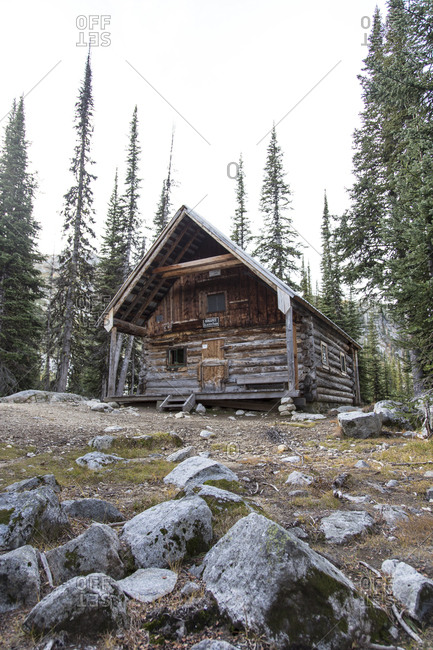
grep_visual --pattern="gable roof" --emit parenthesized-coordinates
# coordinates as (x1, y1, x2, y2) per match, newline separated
(98, 204, 360, 348)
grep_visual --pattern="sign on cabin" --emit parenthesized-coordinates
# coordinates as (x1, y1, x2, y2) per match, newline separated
(203, 317, 220, 328)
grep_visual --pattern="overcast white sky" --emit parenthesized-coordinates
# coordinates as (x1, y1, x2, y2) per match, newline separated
(1, 0, 389, 285)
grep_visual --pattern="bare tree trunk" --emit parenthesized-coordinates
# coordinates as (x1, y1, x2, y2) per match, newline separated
(410, 348, 425, 397)
(56, 283, 75, 392)
(116, 335, 133, 396)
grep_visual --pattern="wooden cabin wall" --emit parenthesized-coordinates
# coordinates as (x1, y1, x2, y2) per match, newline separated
(146, 267, 284, 335)
(142, 325, 288, 396)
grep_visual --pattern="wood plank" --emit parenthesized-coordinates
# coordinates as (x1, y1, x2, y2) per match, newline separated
(107, 327, 117, 397)
(112, 319, 147, 337)
(236, 373, 289, 385)
(159, 259, 241, 278)
(153, 253, 236, 275)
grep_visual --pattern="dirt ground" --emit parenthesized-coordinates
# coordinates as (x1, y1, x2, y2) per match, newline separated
(1, 399, 433, 649)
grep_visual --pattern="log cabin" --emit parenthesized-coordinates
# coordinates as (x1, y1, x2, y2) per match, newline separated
(98, 205, 361, 411)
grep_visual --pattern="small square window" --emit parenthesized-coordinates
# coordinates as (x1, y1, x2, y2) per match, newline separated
(321, 342, 329, 368)
(207, 292, 226, 313)
(167, 348, 187, 368)
(155, 314, 163, 323)
(340, 352, 347, 374)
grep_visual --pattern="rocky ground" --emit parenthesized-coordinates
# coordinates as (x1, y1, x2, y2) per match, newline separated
(1, 397, 433, 649)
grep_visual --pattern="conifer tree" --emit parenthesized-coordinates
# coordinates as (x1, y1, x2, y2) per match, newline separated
(121, 106, 142, 278)
(0, 97, 43, 394)
(230, 154, 251, 250)
(54, 53, 96, 392)
(253, 126, 300, 284)
(153, 131, 174, 238)
(320, 192, 343, 325)
(300, 256, 313, 303)
(361, 315, 385, 403)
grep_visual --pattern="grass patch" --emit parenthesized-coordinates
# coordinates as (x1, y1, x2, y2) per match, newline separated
(0, 443, 36, 460)
(212, 502, 250, 540)
(110, 432, 182, 455)
(377, 439, 433, 465)
(202, 479, 245, 494)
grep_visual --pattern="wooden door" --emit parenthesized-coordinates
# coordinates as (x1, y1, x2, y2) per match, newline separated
(200, 338, 227, 392)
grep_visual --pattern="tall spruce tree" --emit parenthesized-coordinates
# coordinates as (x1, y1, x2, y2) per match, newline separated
(254, 126, 300, 284)
(153, 130, 174, 238)
(54, 52, 96, 392)
(0, 97, 42, 395)
(300, 256, 313, 303)
(320, 192, 343, 325)
(116, 106, 143, 396)
(230, 154, 251, 250)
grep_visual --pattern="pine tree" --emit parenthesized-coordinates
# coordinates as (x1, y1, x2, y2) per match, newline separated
(0, 97, 43, 395)
(230, 154, 251, 250)
(121, 106, 142, 278)
(341, 287, 363, 342)
(253, 126, 300, 284)
(300, 256, 313, 303)
(116, 106, 143, 396)
(153, 131, 174, 238)
(54, 53, 97, 392)
(361, 315, 385, 403)
(86, 170, 125, 397)
(320, 192, 343, 325)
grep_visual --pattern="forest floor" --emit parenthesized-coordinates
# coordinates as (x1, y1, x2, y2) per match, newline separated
(1, 400, 433, 649)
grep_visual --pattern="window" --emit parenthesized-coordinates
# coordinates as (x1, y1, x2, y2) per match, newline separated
(321, 342, 329, 368)
(167, 347, 187, 368)
(207, 292, 226, 313)
(340, 352, 347, 374)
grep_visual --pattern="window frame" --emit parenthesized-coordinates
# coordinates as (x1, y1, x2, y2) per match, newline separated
(206, 291, 226, 314)
(340, 351, 347, 375)
(321, 341, 329, 369)
(167, 347, 187, 369)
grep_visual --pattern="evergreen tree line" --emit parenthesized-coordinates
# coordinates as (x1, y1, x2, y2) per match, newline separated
(1, 3, 430, 401)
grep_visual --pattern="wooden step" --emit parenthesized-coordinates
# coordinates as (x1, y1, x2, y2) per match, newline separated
(157, 393, 196, 413)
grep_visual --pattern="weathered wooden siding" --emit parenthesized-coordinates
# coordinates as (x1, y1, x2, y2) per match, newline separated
(146, 267, 284, 336)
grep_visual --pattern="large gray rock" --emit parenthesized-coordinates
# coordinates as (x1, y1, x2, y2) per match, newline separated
(163, 456, 238, 489)
(291, 412, 326, 422)
(166, 446, 195, 462)
(117, 568, 177, 603)
(4, 474, 61, 494)
(285, 470, 313, 486)
(121, 496, 212, 569)
(191, 642, 240, 650)
(0, 486, 68, 550)
(0, 390, 84, 403)
(202, 513, 387, 649)
(374, 401, 411, 428)
(61, 498, 124, 523)
(23, 572, 128, 636)
(0, 545, 40, 613)
(88, 435, 115, 451)
(320, 511, 375, 544)
(374, 504, 408, 528)
(338, 411, 382, 439)
(196, 485, 245, 507)
(382, 560, 433, 623)
(75, 451, 125, 470)
(46, 523, 125, 584)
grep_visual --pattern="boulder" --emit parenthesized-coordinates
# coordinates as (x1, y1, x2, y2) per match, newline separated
(121, 496, 212, 569)
(181, 581, 202, 597)
(285, 471, 313, 486)
(202, 513, 388, 649)
(166, 446, 195, 462)
(336, 405, 362, 413)
(75, 451, 125, 470)
(163, 456, 238, 489)
(338, 411, 382, 439)
(0, 390, 84, 403)
(195, 403, 207, 414)
(191, 642, 240, 650)
(46, 523, 125, 584)
(4, 474, 60, 494)
(280, 455, 301, 463)
(23, 572, 128, 636)
(61, 498, 124, 523)
(382, 560, 433, 623)
(0, 545, 40, 613)
(374, 401, 411, 428)
(374, 504, 408, 528)
(88, 435, 115, 450)
(354, 460, 371, 469)
(91, 402, 113, 412)
(426, 486, 433, 501)
(320, 511, 374, 544)
(200, 430, 216, 439)
(235, 410, 245, 416)
(117, 568, 177, 603)
(104, 425, 124, 433)
(0, 486, 68, 550)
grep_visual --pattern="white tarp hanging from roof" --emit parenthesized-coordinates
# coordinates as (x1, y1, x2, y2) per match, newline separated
(277, 288, 292, 315)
